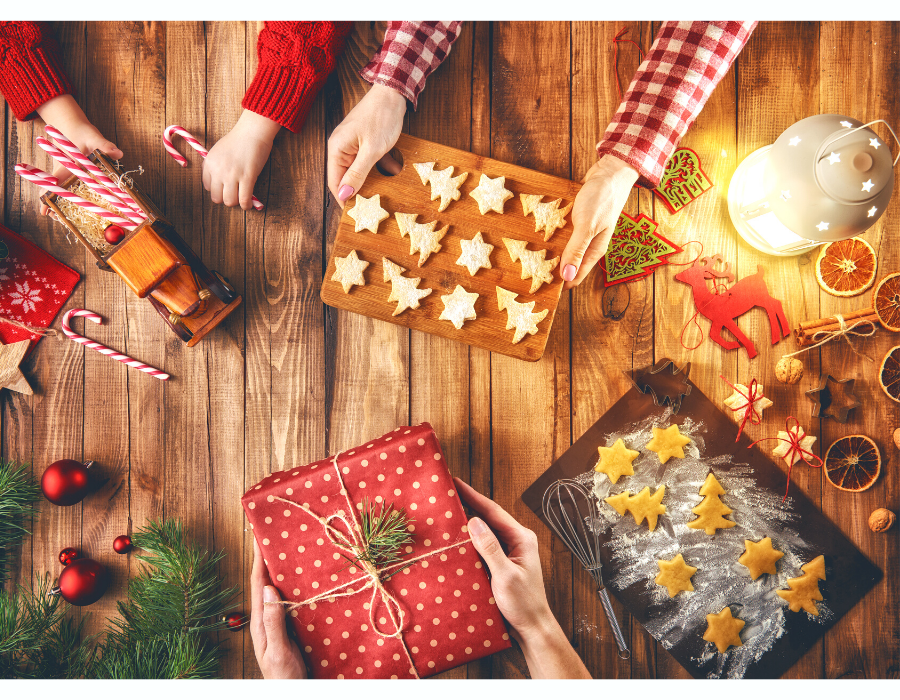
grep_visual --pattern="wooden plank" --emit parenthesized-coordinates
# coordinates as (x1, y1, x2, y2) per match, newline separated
(489, 20, 573, 679)
(818, 20, 899, 680)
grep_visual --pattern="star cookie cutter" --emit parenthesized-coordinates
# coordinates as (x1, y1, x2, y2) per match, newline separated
(805, 374, 861, 423)
(625, 358, 692, 414)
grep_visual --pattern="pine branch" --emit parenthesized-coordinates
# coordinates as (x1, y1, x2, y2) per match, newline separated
(342, 499, 414, 576)
(0, 462, 40, 587)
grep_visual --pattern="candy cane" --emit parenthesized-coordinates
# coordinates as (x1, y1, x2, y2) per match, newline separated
(62, 309, 170, 381)
(15, 164, 137, 230)
(163, 125, 265, 211)
(44, 125, 146, 218)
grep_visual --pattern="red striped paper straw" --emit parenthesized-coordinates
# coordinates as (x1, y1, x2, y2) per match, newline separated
(44, 125, 146, 219)
(15, 164, 137, 230)
(163, 125, 265, 210)
(62, 309, 170, 381)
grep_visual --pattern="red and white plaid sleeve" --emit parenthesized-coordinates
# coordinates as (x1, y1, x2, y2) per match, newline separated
(597, 21, 757, 188)
(360, 21, 463, 109)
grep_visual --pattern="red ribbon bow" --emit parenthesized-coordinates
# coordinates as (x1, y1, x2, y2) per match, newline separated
(749, 417, 823, 503)
(720, 376, 764, 442)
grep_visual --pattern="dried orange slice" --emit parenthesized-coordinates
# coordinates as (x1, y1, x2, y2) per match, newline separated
(824, 435, 881, 492)
(815, 237, 877, 297)
(879, 345, 900, 403)
(874, 272, 900, 332)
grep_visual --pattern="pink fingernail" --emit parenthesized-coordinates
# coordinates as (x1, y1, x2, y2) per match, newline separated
(563, 264, 577, 282)
(338, 184, 354, 202)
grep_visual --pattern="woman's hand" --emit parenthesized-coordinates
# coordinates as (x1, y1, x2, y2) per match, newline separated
(561, 155, 640, 288)
(203, 110, 280, 210)
(250, 537, 307, 679)
(327, 84, 407, 206)
(453, 478, 591, 679)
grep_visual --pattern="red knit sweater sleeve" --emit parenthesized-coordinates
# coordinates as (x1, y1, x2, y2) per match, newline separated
(0, 21, 74, 121)
(242, 21, 352, 133)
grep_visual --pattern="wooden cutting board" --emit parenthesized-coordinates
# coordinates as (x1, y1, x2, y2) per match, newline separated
(321, 134, 581, 361)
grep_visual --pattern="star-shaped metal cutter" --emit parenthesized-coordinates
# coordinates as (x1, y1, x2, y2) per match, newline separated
(805, 374, 861, 423)
(624, 358, 692, 414)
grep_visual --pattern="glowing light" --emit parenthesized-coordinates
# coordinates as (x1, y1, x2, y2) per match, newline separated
(862, 179, 874, 193)
(868, 206, 878, 218)
(789, 136, 802, 146)
(870, 138, 881, 149)
(816, 222, 829, 232)
(826, 152, 841, 165)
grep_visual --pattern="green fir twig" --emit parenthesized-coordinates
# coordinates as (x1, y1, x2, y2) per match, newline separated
(0, 461, 40, 587)
(340, 498, 413, 577)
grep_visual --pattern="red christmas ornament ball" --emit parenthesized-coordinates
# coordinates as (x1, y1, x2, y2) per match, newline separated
(112, 535, 133, 554)
(223, 612, 247, 630)
(104, 225, 126, 245)
(54, 558, 109, 606)
(41, 459, 92, 506)
(58, 547, 80, 566)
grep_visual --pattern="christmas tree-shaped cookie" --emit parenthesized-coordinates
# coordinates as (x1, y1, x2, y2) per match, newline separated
(687, 473, 736, 535)
(413, 162, 468, 212)
(520, 194, 573, 241)
(496, 287, 548, 344)
(502, 238, 559, 293)
(777, 554, 826, 616)
(382, 257, 432, 316)
(604, 485, 667, 532)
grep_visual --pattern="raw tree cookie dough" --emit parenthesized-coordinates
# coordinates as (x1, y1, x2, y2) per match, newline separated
(394, 213, 449, 266)
(655, 553, 697, 597)
(496, 287, 548, 344)
(738, 537, 784, 580)
(347, 194, 389, 234)
(469, 173, 514, 215)
(594, 438, 639, 484)
(777, 554, 826, 615)
(382, 257, 432, 316)
(646, 424, 691, 464)
(703, 606, 745, 653)
(604, 485, 667, 531)
(456, 231, 494, 276)
(439, 285, 478, 329)
(687, 473, 736, 535)
(331, 249, 369, 293)
(413, 162, 468, 212)
(502, 238, 559, 293)
(520, 193, 573, 241)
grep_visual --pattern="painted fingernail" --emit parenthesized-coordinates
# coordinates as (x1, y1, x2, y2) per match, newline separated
(563, 264, 577, 282)
(467, 517, 487, 537)
(263, 585, 278, 603)
(338, 184, 354, 202)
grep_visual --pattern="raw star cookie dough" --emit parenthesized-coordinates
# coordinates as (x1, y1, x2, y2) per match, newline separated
(738, 537, 784, 580)
(594, 438, 639, 484)
(655, 553, 697, 597)
(646, 424, 691, 464)
(703, 606, 745, 653)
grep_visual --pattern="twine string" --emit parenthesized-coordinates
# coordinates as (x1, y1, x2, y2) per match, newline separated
(720, 375, 764, 442)
(784, 313, 876, 362)
(0, 316, 59, 338)
(748, 417, 823, 503)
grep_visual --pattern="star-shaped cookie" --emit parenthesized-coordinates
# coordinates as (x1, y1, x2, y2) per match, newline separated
(655, 553, 697, 597)
(772, 423, 817, 467)
(394, 213, 449, 266)
(604, 485, 667, 531)
(413, 162, 468, 212)
(520, 194, 573, 241)
(738, 537, 784, 580)
(703, 607, 745, 654)
(723, 383, 773, 420)
(469, 173, 514, 215)
(330, 249, 369, 293)
(646, 424, 691, 464)
(0, 340, 33, 395)
(502, 238, 559, 293)
(382, 257, 432, 316)
(456, 232, 494, 276)
(594, 438, 639, 484)
(347, 194, 389, 234)
(439, 285, 479, 330)
(496, 287, 548, 344)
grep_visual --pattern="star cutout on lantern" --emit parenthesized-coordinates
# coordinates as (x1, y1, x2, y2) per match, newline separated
(868, 206, 878, 218)
(0, 340, 34, 395)
(789, 136, 802, 146)
(772, 423, 817, 467)
(862, 179, 874, 193)
(502, 238, 559, 293)
(456, 231, 494, 276)
(469, 174, 514, 215)
(346, 194, 389, 234)
(330, 249, 369, 293)
(438, 284, 479, 330)
(840, 120, 853, 128)
(703, 607, 745, 654)
(394, 213, 449, 266)
(781, 190, 792, 200)
(496, 286, 548, 344)
(655, 553, 697, 597)
(382, 257, 432, 316)
(826, 151, 841, 164)
(738, 537, 785, 580)
(593, 438, 640, 484)
(816, 221, 829, 232)
(870, 138, 881, 149)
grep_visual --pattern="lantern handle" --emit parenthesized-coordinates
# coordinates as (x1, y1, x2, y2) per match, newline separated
(820, 119, 900, 167)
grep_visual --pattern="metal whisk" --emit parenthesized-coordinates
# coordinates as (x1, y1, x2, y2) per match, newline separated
(543, 479, 630, 659)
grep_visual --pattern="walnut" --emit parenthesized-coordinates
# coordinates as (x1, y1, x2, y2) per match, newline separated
(775, 357, 803, 385)
(868, 508, 896, 533)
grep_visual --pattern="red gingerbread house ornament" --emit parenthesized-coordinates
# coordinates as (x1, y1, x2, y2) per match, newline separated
(653, 148, 713, 215)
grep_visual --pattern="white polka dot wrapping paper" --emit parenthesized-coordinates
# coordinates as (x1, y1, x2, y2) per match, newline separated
(241, 422, 512, 678)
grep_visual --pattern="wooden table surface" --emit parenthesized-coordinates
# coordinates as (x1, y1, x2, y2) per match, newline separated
(2, 21, 897, 679)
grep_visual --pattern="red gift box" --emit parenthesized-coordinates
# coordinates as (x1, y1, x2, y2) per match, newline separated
(241, 423, 512, 678)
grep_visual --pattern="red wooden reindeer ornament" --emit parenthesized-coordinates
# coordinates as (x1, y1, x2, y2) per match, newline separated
(674, 255, 790, 359)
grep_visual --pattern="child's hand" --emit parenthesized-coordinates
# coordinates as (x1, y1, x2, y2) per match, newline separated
(250, 538, 307, 679)
(203, 111, 280, 210)
(327, 84, 407, 206)
(560, 156, 640, 289)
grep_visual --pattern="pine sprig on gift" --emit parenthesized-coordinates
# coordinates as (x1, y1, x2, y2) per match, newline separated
(344, 499, 413, 574)
(0, 461, 41, 587)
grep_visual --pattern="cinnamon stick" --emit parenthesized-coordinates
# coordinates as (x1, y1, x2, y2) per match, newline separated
(794, 313, 879, 347)
(798, 307, 875, 332)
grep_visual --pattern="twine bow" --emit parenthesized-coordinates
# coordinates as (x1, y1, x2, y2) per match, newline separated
(749, 417, 823, 503)
(720, 375, 764, 442)
(267, 452, 472, 679)
(0, 315, 59, 338)
(786, 313, 877, 362)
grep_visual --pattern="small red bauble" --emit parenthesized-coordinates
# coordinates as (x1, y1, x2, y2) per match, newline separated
(59, 547, 80, 566)
(112, 535, 133, 554)
(104, 225, 126, 244)
(41, 459, 93, 506)
(222, 612, 247, 630)
(51, 558, 109, 606)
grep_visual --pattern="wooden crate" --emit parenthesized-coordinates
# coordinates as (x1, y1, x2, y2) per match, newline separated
(321, 134, 581, 361)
